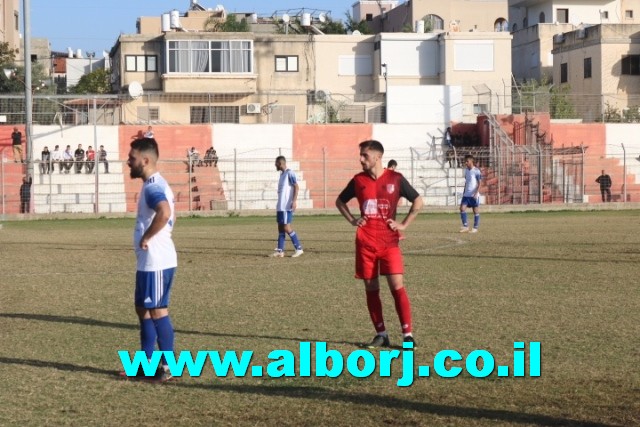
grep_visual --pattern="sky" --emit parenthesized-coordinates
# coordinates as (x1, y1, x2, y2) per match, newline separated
(27, 0, 357, 57)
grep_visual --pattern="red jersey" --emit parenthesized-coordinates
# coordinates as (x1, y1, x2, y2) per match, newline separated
(338, 169, 419, 248)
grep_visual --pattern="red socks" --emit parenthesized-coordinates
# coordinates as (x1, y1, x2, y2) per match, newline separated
(365, 289, 386, 333)
(391, 287, 413, 334)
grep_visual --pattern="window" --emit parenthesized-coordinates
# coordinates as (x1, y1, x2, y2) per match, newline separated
(557, 9, 569, 24)
(190, 106, 239, 123)
(269, 105, 296, 124)
(584, 57, 592, 78)
(425, 14, 444, 31)
(168, 40, 252, 74)
(601, 11, 609, 19)
(621, 55, 640, 75)
(539, 12, 546, 24)
(560, 63, 568, 83)
(275, 55, 298, 72)
(338, 55, 372, 76)
(626, 10, 634, 19)
(473, 104, 488, 114)
(125, 55, 158, 72)
(366, 13, 373, 21)
(14, 12, 18, 30)
(137, 107, 159, 122)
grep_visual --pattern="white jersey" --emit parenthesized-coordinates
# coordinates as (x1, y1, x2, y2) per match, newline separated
(463, 166, 482, 197)
(134, 172, 177, 271)
(276, 168, 298, 212)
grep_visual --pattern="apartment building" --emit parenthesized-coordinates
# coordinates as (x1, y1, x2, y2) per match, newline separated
(510, 0, 640, 82)
(110, 4, 512, 125)
(0, 0, 20, 54)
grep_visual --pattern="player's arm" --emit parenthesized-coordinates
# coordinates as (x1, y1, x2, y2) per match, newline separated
(474, 171, 482, 198)
(291, 181, 299, 211)
(388, 178, 423, 232)
(336, 179, 366, 227)
(140, 188, 171, 250)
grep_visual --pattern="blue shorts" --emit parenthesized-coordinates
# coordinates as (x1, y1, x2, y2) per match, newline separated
(276, 211, 293, 225)
(135, 268, 176, 309)
(461, 196, 480, 208)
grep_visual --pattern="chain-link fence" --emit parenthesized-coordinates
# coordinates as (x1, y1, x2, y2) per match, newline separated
(4, 142, 638, 216)
(2, 91, 638, 125)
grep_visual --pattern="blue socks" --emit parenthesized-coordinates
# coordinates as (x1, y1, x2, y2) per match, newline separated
(277, 232, 286, 251)
(474, 214, 480, 229)
(460, 212, 468, 227)
(140, 318, 157, 359)
(288, 231, 301, 250)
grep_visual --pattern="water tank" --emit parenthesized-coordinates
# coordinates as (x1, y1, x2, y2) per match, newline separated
(67, 47, 73, 58)
(250, 13, 258, 24)
(170, 9, 181, 29)
(302, 13, 311, 26)
(415, 20, 425, 33)
(76, 48, 82, 58)
(161, 13, 171, 32)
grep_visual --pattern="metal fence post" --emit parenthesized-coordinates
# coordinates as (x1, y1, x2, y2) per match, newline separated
(322, 147, 327, 209)
(233, 148, 237, 211)
(621, 143, 627, 202)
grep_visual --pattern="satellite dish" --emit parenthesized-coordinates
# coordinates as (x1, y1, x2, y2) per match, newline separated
(282, 13, 290, 23)
(128, 81, 143, 99)
(318, 13, 326, 23)
(352, 30, 362, 35)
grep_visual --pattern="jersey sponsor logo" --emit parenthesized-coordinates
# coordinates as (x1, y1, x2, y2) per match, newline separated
(362, 199, 391, 219)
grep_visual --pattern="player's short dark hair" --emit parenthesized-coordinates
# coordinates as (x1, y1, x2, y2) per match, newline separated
(387, 159, 397, 168)
(275, 155, 286, 163)
(131, 138, 159, 158)
(464, 154, 475, 162)
(359, 140, 384, 154)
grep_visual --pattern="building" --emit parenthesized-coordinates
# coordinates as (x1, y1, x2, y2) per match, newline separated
(510, 0, 640, 82)
(369, 0, 509, 34)
(109, 3, 511, 125)
(0, 0, 20, 55)
(552, 23, 640, 121)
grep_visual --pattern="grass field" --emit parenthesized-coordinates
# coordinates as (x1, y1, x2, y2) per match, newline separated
(0, 211, 638, 426)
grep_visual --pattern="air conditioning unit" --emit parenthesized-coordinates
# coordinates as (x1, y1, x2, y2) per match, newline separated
(246, 103, 261, 114)
(576, 28, 586, 39)
(553, 33, 565, 43)
(315, 89, 330, 102)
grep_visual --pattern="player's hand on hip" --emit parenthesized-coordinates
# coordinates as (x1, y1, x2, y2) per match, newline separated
(354, 216, 367, 227)
(140, 238, 150, 250)
(387, 219, 404, 231)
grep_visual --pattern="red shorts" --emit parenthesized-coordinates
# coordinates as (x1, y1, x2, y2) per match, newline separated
(355, 242, 404, 280)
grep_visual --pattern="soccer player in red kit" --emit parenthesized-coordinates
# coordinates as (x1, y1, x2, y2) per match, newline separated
(336, 140, 423, 348)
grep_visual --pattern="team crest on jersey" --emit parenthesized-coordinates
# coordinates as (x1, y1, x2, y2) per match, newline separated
(386, 184, 395, 194)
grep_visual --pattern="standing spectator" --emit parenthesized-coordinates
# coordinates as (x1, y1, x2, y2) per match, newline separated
(19, 175, 32, 213)
(387, 159, 397, 170)
(98, 145, 109, 173)
(40, 146, 51, 174)
(444, 126, 453, 149)
(123, 137, 177, 382)
(595, 170, 612, 202)
(11, 127, 23, 163)
(270, 156, 303, 258)
(335, 140, 423, 348)
(459, 154, 482, 233)
(144, 126, 154, 138)
(62, 145, 74, 174)
(74, 144, 85, 173)
(187, 147, 201, 172)
(51, 145, 63, 173)
(85, 146, 96, 173)
(211, 148, 218, 167)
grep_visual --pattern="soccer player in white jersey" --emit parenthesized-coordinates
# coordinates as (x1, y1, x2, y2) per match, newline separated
(125, 137, 177, 382)
(459, 154, 482, 233)
(271, 156, 304, 257)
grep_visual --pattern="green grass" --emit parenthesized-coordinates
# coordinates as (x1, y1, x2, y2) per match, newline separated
(0, 212, 638, 426)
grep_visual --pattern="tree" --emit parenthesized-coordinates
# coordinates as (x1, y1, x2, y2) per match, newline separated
(0, 41, 17, 66)
(205, 14, 250, 32)
(71, 68, 111, 94)
(319, 18, 346, 34)
(344, 11, 370, 34)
